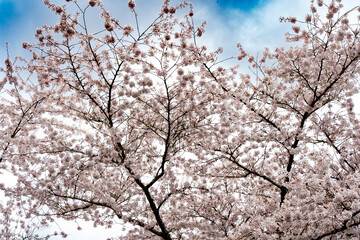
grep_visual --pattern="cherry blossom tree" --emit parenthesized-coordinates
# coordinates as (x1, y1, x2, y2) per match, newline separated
(1, 0, 360, 239)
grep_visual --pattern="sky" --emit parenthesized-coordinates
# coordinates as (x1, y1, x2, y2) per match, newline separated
(0, 0, 359, 239)
(217, 0, 265, 10)
(0, 0, 309, 61)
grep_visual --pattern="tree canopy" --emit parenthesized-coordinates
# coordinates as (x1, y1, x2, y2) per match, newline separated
(1, 0, 360, 239)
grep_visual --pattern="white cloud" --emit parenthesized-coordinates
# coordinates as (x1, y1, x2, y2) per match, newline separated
(193, 0, 308, 55)
(37, 219, 129, 240)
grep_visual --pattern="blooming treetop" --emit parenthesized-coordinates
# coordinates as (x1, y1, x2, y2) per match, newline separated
(0, 0, 360, 239)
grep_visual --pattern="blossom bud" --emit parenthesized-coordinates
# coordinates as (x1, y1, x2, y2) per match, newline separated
(55, 6, 63, 14)
(292, 26, 300, 33)
(326, 12, 334, 19)
(104, 34, 115, 44)
(105, 22, 114, 31)
(123, 25, 133, 36)
(22, 42, 31, 49)
(169, 7, 176, 14)
(289, 17, 296, 23)
(89, 0, 96, 7)
(197, 27, 202, 37)
(248, 55, 255, 63)
(177, 68, 184, 76)
(128, 0, 135, 9)
(163, 6, 169, 14)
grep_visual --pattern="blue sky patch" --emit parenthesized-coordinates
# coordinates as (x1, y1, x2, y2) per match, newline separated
(0, 0, 17, 27)
(0, 0, 49, 45)
(217, 0, 266, 11)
